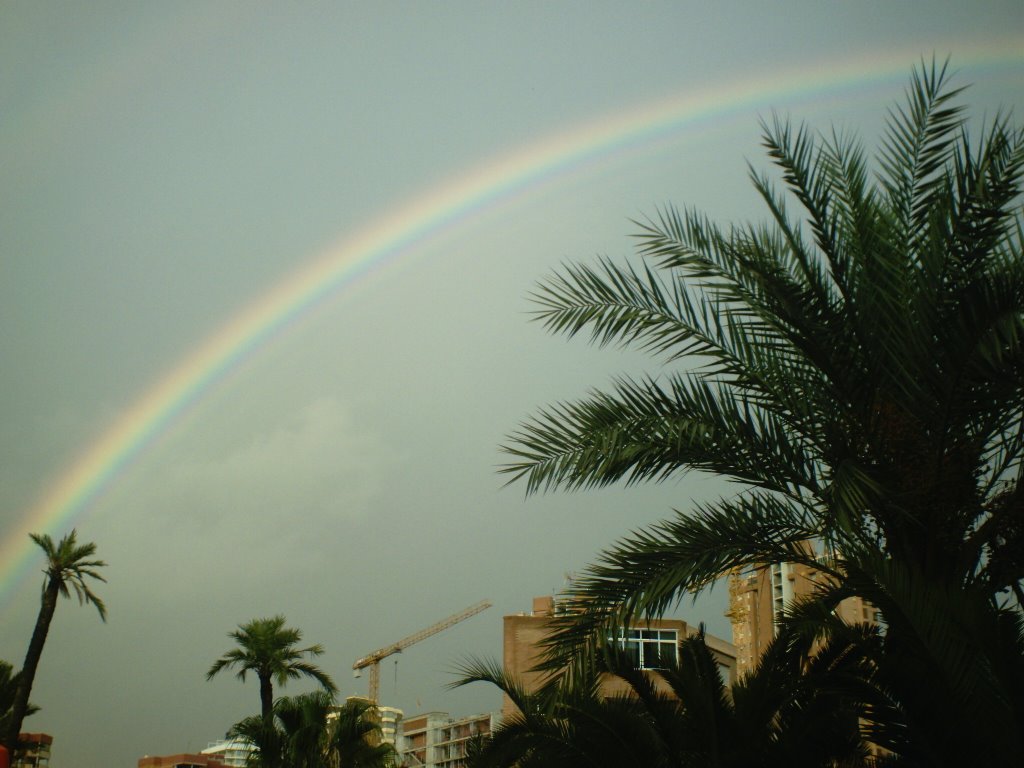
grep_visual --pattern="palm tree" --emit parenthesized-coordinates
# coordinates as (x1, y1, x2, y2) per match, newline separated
(457, 628, 873, 768)
(229, 693, 395, 768)
(327, 698, 396, 768)
(230, 712, 286, 768)
(208, 616, 337, 729)
(3, 530, 106, 751)
(501, 60, 1024, 763)
(231, 691, 332, 768)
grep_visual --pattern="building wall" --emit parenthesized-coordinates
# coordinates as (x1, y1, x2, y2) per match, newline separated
(727, 560, 878, 677)
(13, 733, 52, 768)
(399, 711, 496, 768)
(138, 753, 228, 768)
(200, 738, 253, 768)
(502, 596, 737, 717)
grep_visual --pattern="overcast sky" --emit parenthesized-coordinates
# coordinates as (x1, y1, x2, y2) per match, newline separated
(1, 3, 1022, 766)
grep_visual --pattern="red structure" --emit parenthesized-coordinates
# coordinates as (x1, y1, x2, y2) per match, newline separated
(138, 753, 229, 768)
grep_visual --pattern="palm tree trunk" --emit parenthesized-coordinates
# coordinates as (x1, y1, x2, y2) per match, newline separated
(5, 577, 60, 752)
(257, 674, 280, 768)
(259, 673, 274, 724)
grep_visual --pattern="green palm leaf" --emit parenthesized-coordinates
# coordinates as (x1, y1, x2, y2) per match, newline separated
(501, 59, 1024, 764)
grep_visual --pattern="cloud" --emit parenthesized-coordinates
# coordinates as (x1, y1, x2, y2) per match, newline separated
(89, 394, 394, 604)
(170, 396, 385, 521)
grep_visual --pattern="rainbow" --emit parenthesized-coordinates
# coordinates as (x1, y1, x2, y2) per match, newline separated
(3, 44, 1022, 603)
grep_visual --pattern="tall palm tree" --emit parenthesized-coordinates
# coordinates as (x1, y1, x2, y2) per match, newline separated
(208, 616, 337, 728)
(501, 61, 1024, 764)
(3, 530, 106, 751)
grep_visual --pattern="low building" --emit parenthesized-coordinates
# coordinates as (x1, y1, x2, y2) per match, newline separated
(138, 753, 228, 768)
(399, 711, 497, 768)
(12, 734, 52, 768)
(200, 738, 253, 768)
(503, 595, 737, 716)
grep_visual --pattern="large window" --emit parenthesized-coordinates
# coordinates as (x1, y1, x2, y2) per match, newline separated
(610, 628, 678, 669)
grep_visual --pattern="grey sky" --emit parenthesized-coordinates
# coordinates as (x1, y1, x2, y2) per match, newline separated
(1, 2, 1022, 766)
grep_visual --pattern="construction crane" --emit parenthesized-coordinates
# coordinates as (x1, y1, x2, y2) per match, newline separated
(352, 599, 492, 702)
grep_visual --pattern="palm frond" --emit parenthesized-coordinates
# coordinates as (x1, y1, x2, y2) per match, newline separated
(500, 60, 1024, 765)
(537, 493, 827, 671)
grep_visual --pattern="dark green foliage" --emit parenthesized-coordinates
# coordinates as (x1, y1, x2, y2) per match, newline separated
(0, 661, 38, 752)
(456, 629, 872, 768)
(328, 697, 398, 768)
(502, 60, 1024, 765)
(229, 692, 396, 768)
(208, 616, 337, 730)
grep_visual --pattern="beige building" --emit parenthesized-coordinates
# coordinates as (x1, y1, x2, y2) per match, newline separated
(399, 711, 497, 768)
(503, 596, 737, 716)
(727, 560, 878, 676)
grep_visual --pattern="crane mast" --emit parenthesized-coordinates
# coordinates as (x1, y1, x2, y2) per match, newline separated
(352, 599, 492, 702)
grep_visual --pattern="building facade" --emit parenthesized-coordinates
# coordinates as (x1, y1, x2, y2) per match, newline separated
(138, 753, 228, 768)
(727, 560, 878, 676)
(200, 738, 253, 768)
(503, 596, 737, 716)
(399, 711, 497, 768)
(12, 734, 52, 768)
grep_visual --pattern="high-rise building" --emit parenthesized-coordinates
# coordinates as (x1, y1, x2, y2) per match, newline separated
(399, 711, 498, 768)
(727, 559, 878, 676)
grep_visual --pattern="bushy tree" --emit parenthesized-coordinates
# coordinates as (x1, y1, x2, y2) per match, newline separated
(229, 692, 395, 768)
(327, 697, 397, 768)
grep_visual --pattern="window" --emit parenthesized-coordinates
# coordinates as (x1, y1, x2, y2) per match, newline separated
(610, 628, 678, 669)
(770, 561, 794, 636)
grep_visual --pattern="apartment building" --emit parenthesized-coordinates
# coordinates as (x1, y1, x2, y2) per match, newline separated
(399, 711, 497, 768)
(11, 734, 52, 768)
